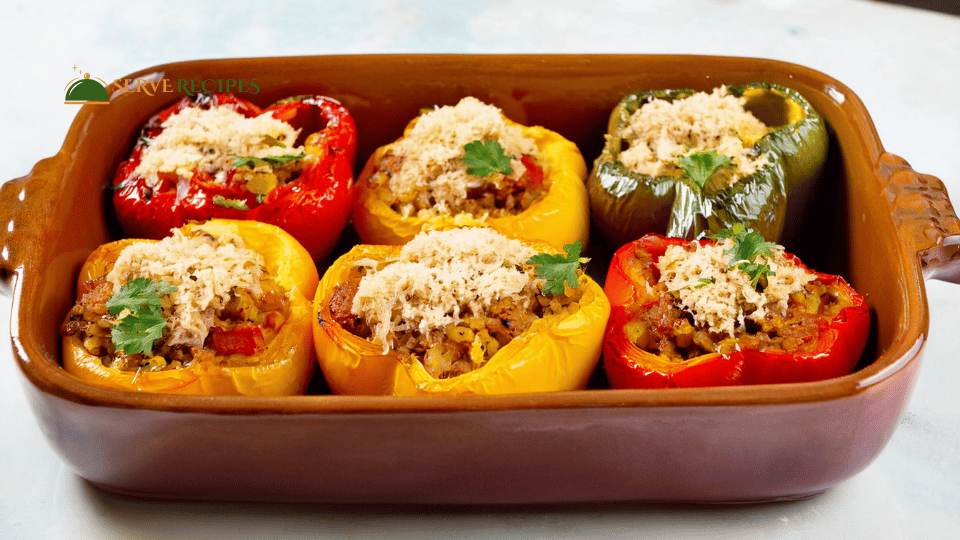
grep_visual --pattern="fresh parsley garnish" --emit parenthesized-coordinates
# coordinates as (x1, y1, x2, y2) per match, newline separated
(738, 262, 776, 287)
(138, 136, 152, 147)
(261, 134, 287, 148)
(106, 277, 176, 356)
(212, 195, 250, 211)
(230, 152, 305, 169)
(677, 276, 715, 291)
(462, 139, 514, 177)
(678, 150, 732, 190)
(273, 95, 312, 105)
(710, 223, 780, 287)
(713, 223, 778, 263)
(526, 241, 588, 296)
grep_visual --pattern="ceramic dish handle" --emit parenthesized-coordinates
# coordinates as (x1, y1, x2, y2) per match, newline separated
(879, 152, 960, 284)
(0, 154, 66, 296)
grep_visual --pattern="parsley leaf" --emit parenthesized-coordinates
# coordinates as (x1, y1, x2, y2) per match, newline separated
(709, 222, 745, 240)
(526, 241, 588, 296)
(695, 277, 715, 288)
(230, 152, 305, 169)
(462, 139, 514, 177)
(715, 224, 778, 265)
(678, 150, 732, 190)
(261, 134, 287, 148)
(111, 309, 167, 356)
(677, 276, 715, 291)
(106, 277, 175, 356)
(212, 195, 250, 211)
(737, 262, 776, 287)
(709, 224, 780, 287)
(106, 277, 175, 315)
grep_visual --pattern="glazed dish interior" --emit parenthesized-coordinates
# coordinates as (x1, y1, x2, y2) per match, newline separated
(14, 55, 909, 407)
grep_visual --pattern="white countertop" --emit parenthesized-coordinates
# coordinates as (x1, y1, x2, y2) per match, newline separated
(1, 0, 958, 538)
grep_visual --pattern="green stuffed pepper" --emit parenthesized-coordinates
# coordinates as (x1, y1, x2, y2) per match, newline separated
(587, 83, 827, 247)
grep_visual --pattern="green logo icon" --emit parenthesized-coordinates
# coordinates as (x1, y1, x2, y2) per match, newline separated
(65, 70, 109, 105)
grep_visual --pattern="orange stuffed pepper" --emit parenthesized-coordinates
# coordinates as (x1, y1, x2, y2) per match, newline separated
(352, 97, 589, 250)
(60, 219, 318, 396)
(312, 227, 609, 396)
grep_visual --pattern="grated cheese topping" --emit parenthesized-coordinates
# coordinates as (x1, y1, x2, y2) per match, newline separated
(133, 104, 304, 188)
(620, 86, 771, 186)
(106, 227, 266, 348)
(385, 97, 539, 218)
(656, 240, 816, 336)
(350, 228, 539, 351)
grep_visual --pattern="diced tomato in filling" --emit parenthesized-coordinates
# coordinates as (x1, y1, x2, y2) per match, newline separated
(520, 155, 543, 186)
(263, 311, 281, 330)
(209, 324, 265, 356)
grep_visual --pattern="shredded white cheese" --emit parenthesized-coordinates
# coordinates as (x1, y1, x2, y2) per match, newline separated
(133, 105, 303, 187)
(106, 227, 266, 348)
(620, 86, 770, 186)
(350, 228, 539, 351)
(656, 240, 815, 336)
(385, 97, 539, 217)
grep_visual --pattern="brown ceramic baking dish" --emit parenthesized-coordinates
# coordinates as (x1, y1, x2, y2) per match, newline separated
(2, 55, 958, 504)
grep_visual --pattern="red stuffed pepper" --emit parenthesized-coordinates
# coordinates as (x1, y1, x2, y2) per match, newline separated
(112, 92, 356, 260)
(603, 228, 870, 389)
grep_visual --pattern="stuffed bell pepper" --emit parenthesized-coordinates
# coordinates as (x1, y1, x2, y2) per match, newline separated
(352, 97, 590, 250)
(588, 83, 827, 246)
(112, 92, 357, 260)
(603, 226, 869, 389)
(312, 227, 610, 396)
(60, 219, 319, 396)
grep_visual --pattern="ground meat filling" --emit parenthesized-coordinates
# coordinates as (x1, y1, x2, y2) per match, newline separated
(377, 152, 549, 218)
(329, 267, 585, 380)
(60, 274, 290, 373)
(624, 246, 851, 361)
(619, 86, 771, 188)
(370, 97, 550, 220)
(135, 102, 313, 202)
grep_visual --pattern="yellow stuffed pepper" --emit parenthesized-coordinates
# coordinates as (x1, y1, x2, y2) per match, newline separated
(352, 97, 590, 250)
(60, 219, 318, 396)
(312, 227, 610, 396)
